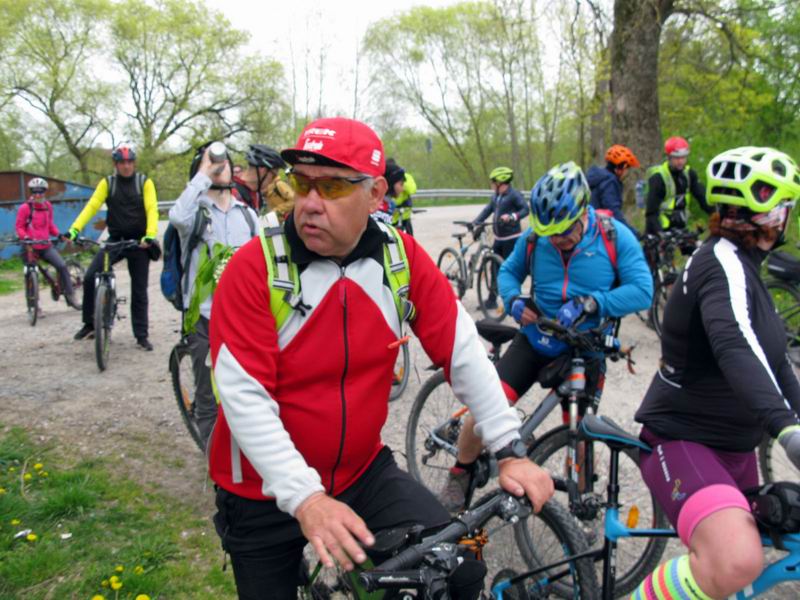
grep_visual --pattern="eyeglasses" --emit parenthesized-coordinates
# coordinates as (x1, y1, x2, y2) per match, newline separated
(288, 171, 370, 200)
(551, 218, 583, 239)
(751, 202, 794, 229)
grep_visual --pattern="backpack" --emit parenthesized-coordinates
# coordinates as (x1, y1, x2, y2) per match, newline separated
(525, 208, 619, 276)
(258, 211, 415, 332)
(161, 203, 256, 311)
(107, 173, 147, 200)
(25, 201, 52, 229)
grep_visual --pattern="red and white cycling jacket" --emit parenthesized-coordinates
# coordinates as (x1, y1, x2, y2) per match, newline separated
(208, 217, 521, 515)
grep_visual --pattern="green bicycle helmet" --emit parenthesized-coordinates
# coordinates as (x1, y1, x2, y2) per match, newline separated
(489, 166, 513, 183)
(706, 147, 800, 212)
(529, 162, 589, 236)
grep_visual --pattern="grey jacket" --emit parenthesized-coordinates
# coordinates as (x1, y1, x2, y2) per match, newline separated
(169, 173, 257, 319)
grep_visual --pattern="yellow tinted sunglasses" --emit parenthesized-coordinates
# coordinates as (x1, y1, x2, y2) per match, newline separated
(287, 171, 371, 200)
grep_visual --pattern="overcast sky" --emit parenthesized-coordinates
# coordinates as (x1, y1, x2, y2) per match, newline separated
(203, 0, 461, 118)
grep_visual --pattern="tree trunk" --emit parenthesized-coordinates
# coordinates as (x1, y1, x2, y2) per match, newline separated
(609, 0, 673, 168)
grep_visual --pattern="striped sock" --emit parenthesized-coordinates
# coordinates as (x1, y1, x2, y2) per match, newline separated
(631, 555, 713, 600)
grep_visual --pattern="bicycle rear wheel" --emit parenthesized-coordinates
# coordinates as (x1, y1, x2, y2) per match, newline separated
(25, 269, 39, 326)
(526, 425, 667, 597)
(388, 342, 410, 402)
(512, 499, 600, 599)
(476, 252, 506, 321)
(405, 370, 460, 492)
(170, 340, 204, 451)
(94, 283, 113, 371)
(649, 281, 669, 338)
(437, 247, 466, 299)
(66, 259, 85, 289)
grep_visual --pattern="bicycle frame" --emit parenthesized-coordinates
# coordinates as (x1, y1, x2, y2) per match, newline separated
(492, 428, 800, 600)
(451, 222, 493, 290)
(21, 241, 61, 294)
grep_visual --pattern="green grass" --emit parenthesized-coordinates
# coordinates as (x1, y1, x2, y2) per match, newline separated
(0, 426, 236, 599)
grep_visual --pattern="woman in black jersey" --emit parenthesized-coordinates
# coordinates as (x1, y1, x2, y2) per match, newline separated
(632, 147, 800, 600)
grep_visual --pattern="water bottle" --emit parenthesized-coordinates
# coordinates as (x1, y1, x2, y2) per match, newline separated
(208, 141, 227, 163)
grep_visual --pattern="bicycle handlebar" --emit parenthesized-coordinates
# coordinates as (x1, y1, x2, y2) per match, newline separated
(359, 492, 531, 592)
(75, 237, 140, 251)
(15, 237, 61, 245)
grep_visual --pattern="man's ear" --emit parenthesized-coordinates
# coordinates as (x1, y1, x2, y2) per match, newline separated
(369, 177, 389, 211)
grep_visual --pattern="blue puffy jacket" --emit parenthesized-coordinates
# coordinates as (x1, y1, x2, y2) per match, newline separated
(586, 165, 638, 237)
(498, 206, 653, 355)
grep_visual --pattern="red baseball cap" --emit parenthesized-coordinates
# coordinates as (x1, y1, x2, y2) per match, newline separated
(281, 117, 385, 177)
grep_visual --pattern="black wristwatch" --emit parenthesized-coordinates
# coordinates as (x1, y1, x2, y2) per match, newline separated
(495, 439, 527, 461)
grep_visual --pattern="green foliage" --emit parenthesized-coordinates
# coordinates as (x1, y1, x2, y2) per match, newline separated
(0, 425, 235, 599)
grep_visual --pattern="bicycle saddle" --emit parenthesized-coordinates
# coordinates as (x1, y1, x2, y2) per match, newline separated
(367, 525, 425, 562)
(579, 415, 651, 453)
(767, 251, 800, 283)
(475, 319, 517, 347)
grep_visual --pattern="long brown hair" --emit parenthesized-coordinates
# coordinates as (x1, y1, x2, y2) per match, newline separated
(708, 209, 760, 250)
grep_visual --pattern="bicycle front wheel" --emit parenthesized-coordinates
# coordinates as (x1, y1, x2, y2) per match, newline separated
(765, 279, 800, 359)
(758, 434, 800, 485)
(437, 247, 466, 299)
(388, 342, 410, 402)
(526, 425, 667, 597)
(512, 499, 600, 600)
(170, 340, 204, 451)
(25, 270, 39, 326)
(650, 280, 670, 338)
(94, 283, 113, 371)
(476, 252, 506, 321)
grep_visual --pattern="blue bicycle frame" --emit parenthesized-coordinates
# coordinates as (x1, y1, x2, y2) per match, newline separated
(491, 416, 800, 599)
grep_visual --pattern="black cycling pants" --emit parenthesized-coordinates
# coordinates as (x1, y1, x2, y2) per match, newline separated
(214, 447, 451, 600)
(495, 332, 605, 408)
(82, 243, 149, 339)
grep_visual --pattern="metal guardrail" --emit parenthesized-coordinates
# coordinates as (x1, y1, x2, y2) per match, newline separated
(156, 189, 501, 210)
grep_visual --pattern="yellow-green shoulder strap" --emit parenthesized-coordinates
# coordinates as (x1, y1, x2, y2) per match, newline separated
(258, 211, 300, 331)
(376, 221, 416, 324)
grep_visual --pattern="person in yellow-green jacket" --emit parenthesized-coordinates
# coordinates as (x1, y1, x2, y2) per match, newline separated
(388, 158, 417, 236)
(67, 143, 159, 350)
(644, 136, 712, 238)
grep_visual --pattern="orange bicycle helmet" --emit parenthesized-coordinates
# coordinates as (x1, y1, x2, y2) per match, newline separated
(605, 145, 640, 168)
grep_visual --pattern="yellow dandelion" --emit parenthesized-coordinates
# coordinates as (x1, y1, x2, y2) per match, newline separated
(39, 471, 49, 478)
(135, 595, 151, 600)
(91, 595, 106, 600)
(109, 575, 119, 584)
(26, 533, 37, 542)
(133, 565, 144, 575)
(101, 579, 109, 587)
(8, 467, 16, 473)
(0, 487, 6, 495)
(23, 473, 32, 481)
(33, 463, 43, 470)
(110, 581, 123, 591)
(10, 519, 20, 525)
(115, 565, 124, 573)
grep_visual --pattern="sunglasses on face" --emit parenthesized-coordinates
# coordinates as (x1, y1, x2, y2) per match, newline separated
(287, 171, 370, 200)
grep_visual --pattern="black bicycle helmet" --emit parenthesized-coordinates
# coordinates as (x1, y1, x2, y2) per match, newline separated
(245, 144, 286, 170)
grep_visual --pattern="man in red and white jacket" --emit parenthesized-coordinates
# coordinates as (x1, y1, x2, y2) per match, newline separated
(208, 117, 553, 599)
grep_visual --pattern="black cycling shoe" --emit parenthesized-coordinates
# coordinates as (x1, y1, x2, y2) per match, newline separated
(136, 337, 153, 351)
(74, 324, 94, 340)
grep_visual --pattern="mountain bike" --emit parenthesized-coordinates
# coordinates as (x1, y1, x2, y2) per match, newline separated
(406, 316, 667, 596)
(17, 238, 83, 326)
(300, 491, 598, 599)
(643, 229, 700, 337)
(492, 414, 800, 600)
(437, 221, 506, 321)
(79, 238, 141, 372)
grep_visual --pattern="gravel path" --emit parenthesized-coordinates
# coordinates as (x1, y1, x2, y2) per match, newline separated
(0, 205, 794, 597)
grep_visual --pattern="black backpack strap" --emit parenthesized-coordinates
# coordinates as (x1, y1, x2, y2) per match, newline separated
(135, 173, 145, 197)
(181, 206, 211, 294)
(237, 205, 257, 237)
(107, 174, 116, 199)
